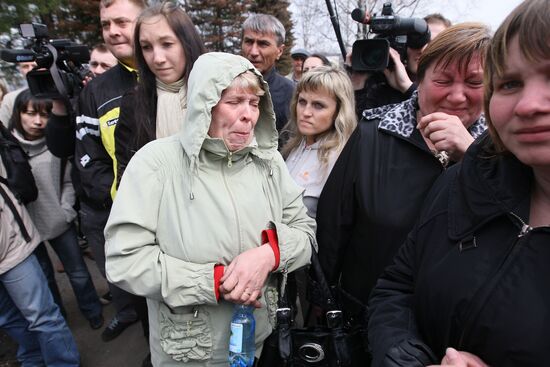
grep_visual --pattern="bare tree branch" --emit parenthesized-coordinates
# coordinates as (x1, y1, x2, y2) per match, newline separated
(290, 0, 472, 56)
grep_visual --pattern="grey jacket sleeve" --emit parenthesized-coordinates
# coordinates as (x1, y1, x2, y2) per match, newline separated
(60, 161, 77, 223)
(104, 150, 219, 308)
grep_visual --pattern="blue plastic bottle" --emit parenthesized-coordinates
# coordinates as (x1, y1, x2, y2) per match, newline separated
(229, 305, 256, 367)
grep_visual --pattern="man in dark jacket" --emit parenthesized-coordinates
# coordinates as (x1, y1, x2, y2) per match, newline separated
(241, 13, 294, 134)
(47, 0, 146, 344)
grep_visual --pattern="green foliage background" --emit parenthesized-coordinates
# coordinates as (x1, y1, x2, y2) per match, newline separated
(0, 0, 295, 85)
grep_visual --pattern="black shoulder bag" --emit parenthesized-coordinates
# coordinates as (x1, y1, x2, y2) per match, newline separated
(258, 249, 367, 367)
(0, 124, 38, 204)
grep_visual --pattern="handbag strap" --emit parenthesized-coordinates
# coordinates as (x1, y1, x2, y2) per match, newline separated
(0, 183, 32, 242)
(277, 244, 339, 311)
(273, 245, 352, 364)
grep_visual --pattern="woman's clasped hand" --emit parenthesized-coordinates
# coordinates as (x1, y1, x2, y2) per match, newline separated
(218, 245, 276, 308)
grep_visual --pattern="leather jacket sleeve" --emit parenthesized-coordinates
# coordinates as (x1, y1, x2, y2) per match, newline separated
(115, 92, 135, 189)
(74, 85, 113, 209)
(315, 125, 361, 285)
(46, 113, 75, 158)
(367, 226, 438, 367)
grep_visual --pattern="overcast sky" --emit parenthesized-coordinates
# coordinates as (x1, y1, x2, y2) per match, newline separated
(289, 0, 525, 54)
(422, 0, 523, 31)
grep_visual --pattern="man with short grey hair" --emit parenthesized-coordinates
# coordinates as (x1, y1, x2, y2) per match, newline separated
(241, 13, 294, 134)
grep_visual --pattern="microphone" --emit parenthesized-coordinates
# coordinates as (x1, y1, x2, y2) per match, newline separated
(351, 8, 371, 24)
(0, 49, 36, 63)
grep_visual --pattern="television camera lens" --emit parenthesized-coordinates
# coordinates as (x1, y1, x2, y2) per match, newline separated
(352, 39, 390, 72)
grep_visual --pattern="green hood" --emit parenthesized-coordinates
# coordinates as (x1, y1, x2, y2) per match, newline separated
(179, 52, 278, 162)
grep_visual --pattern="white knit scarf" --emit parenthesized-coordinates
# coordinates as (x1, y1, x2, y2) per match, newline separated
(155, 78, 187, 139)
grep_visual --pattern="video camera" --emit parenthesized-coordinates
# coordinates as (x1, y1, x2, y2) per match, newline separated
(0, 23, 91, 99)
(350, 2, 430, 72)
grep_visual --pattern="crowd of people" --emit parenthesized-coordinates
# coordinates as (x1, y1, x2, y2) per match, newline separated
(0, 0, 549, 366)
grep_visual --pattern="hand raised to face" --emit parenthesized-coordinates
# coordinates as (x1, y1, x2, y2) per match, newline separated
(417, 112, 475, 162)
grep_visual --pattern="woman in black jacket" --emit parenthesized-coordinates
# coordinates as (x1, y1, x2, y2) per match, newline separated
(115, 2, 205, 187)
(368, 0, 550, 365)
(315, 23, 490, 324)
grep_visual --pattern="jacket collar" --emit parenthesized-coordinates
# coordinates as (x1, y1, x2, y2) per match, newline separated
(365, 91, 487, 142)
(262, 67, 278, 84)
(11, 130, 47, 157)
(297, 138, 320, 151)
(201, 135, 258, 163)
(448, 133, 533, 240)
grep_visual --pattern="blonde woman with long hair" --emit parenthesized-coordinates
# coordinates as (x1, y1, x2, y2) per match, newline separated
(282, 66, 357, 218)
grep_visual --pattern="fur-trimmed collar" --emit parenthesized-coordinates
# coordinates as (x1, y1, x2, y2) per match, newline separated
(363, 91, 487, 140)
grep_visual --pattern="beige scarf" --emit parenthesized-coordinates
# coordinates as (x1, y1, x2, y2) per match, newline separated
(155, 78, 187, 139)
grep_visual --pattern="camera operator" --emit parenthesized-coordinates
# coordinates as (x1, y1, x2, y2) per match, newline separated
(405, 14, 451, 80)
(345, 49, 416, 120)
(386, 47, 415, 90)
(388, 13, 451, 93)
(382, 14, 452, 102)
(347, 6, 452, 120)
(424, 13, 452, 39)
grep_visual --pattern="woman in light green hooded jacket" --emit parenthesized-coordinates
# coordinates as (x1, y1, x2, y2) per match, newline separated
(105, 52, 315, 366)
